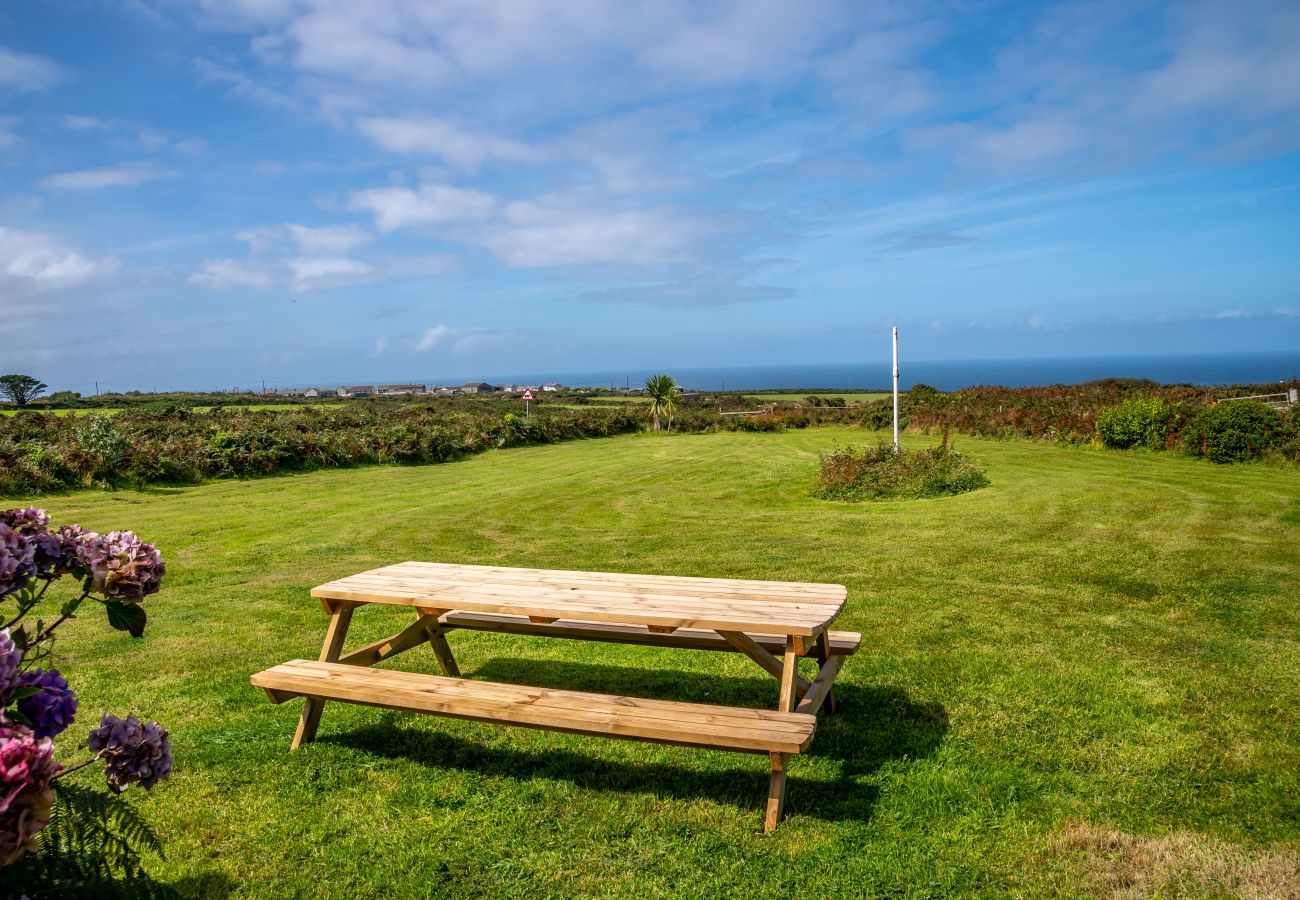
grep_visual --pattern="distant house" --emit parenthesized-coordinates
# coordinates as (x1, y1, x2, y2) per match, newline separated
(679, 391, 702, 402)
(461, 382, 499, 394)
(303, 387, 338, 398)
(338, 385, 376, 398)
(379, 384, 425, 396)
(541, 383, 561, 392)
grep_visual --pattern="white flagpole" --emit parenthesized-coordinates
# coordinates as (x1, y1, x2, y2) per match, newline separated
(892, 326, 900, 451)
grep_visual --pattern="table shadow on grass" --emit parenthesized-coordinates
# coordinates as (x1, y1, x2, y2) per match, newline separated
(323, 659, 947, 826)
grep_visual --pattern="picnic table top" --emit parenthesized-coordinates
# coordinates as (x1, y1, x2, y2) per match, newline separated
(311, 561, 847, 637)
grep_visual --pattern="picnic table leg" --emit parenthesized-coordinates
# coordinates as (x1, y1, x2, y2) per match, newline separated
(765, 752, 788, 834)
(765, 635, 801, 833)
(418, 611, 460, 677)
(291, 600, 355, 750)
(814, 632, 837, 714)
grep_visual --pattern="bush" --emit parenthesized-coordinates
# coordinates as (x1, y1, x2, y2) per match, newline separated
(1182, 401, 1287, 463)
(1096, 395, 1168, 450)
(0, 406, 645, 495)
(813, 442, 990, 501)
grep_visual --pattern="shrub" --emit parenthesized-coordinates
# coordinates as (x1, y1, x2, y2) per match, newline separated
(813, 442, 990, 501)
(1096, 395, 1169, 450)
(1182, 401, 1287, 463)
(0, 406, 646, 495)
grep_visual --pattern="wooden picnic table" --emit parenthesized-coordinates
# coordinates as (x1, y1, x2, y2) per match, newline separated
(252, 562, 858, 832)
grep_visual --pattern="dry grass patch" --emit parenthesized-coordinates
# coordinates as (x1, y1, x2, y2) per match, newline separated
(1055, 820, 1300, 899)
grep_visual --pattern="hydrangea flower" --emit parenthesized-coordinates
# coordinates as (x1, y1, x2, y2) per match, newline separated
(0, 722, 59, 867)
(0, 508, 50, 532)
(0, 630, 21, 703)
(0, 508, 66, 577)
(47, 524, 94, 578)
(76, 531, 165, 602)
(15, 669, 77, 740)
(0, 524, 36, 599)
(86, 714, 172, 793)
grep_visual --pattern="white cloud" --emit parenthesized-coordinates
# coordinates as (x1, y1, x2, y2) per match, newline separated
(285, 223, 371, 254)
(189, 222, 437, 293)
(415, 324, 448, 351)
(350, 180, 713, 267)
(355, 116, 537, 170)
(373, 336, 389, 356)
(286, 255, 372, 290)
(349, 183, 499, 232)
(39, 163, 180, 191)
(61, 114, 110, 132)
(188, 258, 276, 290)
(0, 46, 69, 92)
(413, 323, 517, 354)
(0, 116, 19, 148)
(0, 226, 117, 293)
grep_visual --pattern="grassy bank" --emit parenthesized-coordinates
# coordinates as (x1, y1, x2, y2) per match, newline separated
(6, 428, 1298, 897)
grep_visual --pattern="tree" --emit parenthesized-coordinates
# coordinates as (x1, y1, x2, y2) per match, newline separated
(0, 374, 47, 407)
(644, 373, 680, 432)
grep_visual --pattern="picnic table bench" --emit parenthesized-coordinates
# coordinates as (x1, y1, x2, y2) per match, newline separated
(252, 562, 857, 832)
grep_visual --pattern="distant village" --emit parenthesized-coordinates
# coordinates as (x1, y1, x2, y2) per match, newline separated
(264, 382, 570, 398)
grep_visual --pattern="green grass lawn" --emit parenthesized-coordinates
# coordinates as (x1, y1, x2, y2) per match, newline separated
(6, 429, 1298, 897)
(745, 392, 890, 404)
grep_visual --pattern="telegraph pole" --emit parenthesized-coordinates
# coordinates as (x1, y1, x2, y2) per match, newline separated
(892, 326, 900, 451)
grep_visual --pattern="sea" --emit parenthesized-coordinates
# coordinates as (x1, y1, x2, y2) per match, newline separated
(471, 352, 1300, 393)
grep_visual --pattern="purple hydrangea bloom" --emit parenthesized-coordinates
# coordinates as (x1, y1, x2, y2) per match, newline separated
(53, 524, 93, 576)
(0, 524, 36, 599)
(86, 713, 172, 793)
(0, 508, 65, 577)
(0, 722, 59, 867)
(76, 531, 165, 601)
(0, 508, 49, 532)
(15, 669, 77, 740)
(0, 630, 21, 703)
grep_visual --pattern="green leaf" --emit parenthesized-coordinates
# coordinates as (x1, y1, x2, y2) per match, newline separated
(61, 594, 86, 618)
(104, 601, 147, 638)
(8, 684, 42, 701)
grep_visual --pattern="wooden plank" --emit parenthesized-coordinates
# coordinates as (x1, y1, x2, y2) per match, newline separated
(252, 661, 816, 754)
(291, 601, 354, 750)
(259, 660, 814, 734)
(330, 569, 844, 609)
(330, 574, 840, 619)
(439, 612, 862, 656)
(310, 562, 848, 637)
(794, 654, 844, 717)
(718, 631, 811, 694)
(387, 561, 847, 600)
(336, 618, 432, 667)
(422, 617, 461, 677)
(778, 636, 799, 713)
(315, 587, 834, 636)
(765, 753, 788, 834)
(814, 631, 838, 713)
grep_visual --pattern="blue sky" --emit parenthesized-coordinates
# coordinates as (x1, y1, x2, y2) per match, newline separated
(2, 0, 1298, 391)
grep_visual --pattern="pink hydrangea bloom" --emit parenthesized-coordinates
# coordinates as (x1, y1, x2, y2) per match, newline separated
(76, 531, 165, 602)
(0, 525, 36, 599)
(0, 722, 60, 867)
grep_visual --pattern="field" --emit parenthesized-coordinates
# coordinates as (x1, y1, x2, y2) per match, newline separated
(745, 392, 890, 404)
(6, 428, 1299, 897)
(1, 404, 348, 416)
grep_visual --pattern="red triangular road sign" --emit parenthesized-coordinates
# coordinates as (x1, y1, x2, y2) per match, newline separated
(521, 389, 534, 401)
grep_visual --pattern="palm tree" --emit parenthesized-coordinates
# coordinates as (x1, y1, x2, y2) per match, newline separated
(644, 373, 680, 432)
